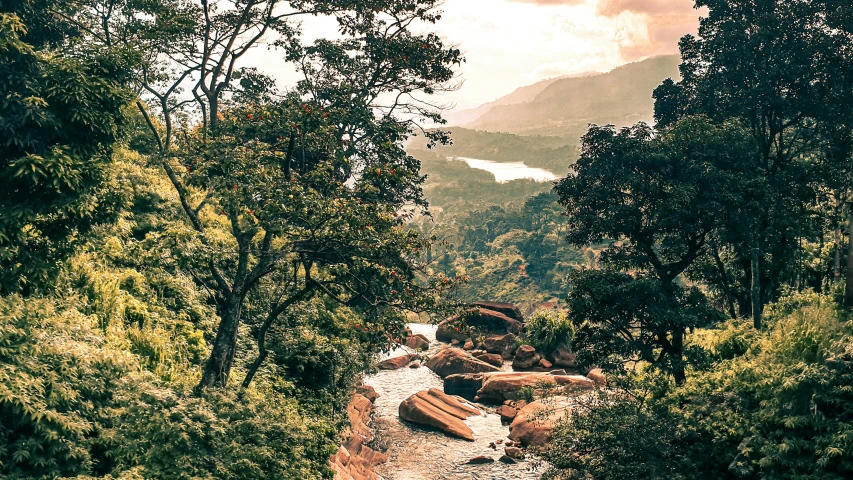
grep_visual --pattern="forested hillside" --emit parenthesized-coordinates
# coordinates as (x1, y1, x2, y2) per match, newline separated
(3, 0, 853, 480)
(0, 1, 463, 478)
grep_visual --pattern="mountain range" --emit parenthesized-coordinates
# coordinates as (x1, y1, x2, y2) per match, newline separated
(447, 55, 681, 138)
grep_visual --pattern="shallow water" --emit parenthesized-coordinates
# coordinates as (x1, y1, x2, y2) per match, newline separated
(451, 157, 557, 184)
(364, 324, 547, 480)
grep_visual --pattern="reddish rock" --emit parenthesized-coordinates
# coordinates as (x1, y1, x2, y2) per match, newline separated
(508, 401, 570, 448)
(330, 391, 387, 480)
(436, 308, 523, 342)
(498, 403, 518, 423)
(482, 333, 519, 359)
(450, 338, 461, 346)
(475, 371, 553, 403)
(552, 375, 595, 391)
(512, 345, 541, 370)
(505, 446, 524, 459)
(470, 301, 524, 322)
(378, 354, 418, 370)
(355, 385, 379, 403)
(463, 339, 475, 350)
(538, 358, 553, 369)
(587, 368, 606, 385)
(443, 373, 485, 402)
(425, 347, 501, 378)
(399, 388, 481, 441)
(405, 333, 430, 350)
(473, 352, 504, 367)
(466, 456, 495, 464)
(409, 361, 421, 368)
(550, 347, 577, 369)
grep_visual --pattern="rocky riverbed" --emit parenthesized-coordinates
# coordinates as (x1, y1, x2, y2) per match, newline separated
(364, 324, 547, 480)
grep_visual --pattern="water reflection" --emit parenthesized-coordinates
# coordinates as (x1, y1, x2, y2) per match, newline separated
(451, 157, 557, 183)
(365, 324, 546, 480)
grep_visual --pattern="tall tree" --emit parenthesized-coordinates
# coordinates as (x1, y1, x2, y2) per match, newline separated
(64, 0, 463, 388)
(654, 0, 853, 322)
(555, 117, 753, 382)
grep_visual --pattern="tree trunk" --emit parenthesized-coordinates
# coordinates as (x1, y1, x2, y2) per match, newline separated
(199, 298, 242, 389)
(751, 247, 762, 329)
(846, 205, 853, 307)
(672, 329, 686, 386)
(835, 226, 842, 281)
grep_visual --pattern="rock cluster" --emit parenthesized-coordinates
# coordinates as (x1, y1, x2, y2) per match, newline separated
(330, 386, 387, 480)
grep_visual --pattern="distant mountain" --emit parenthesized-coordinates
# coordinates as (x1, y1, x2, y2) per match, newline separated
(445, 71, 601, 127)
(460, 55, 681, 137)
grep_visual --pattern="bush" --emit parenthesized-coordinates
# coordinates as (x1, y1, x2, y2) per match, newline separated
(545, 292, 853, 480)
(523, 309, 575, 355)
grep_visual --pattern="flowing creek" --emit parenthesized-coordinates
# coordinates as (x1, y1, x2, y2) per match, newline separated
(364, 324, 547, 480)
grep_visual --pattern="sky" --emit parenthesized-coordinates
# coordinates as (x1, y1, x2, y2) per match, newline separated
(248, 0, 703, 110)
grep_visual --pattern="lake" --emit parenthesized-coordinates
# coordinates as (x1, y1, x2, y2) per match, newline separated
(452, 156, 558, 183)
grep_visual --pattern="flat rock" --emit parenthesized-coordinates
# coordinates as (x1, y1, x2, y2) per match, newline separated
(465, 456, 495, 465)
(399, 388, 481, 441)
(470, 301, 524, 322)
(475, 371, 553, 403)
(378, 354, 418, 370)
(425, 347, 501, 378)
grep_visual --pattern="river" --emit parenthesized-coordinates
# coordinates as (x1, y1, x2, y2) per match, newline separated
(364, 324, 547, 480)
(451, 157, 557, 183)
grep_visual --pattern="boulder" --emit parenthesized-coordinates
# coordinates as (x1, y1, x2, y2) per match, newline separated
(508, 401, 570, 448)
(475, 371, 553, 403)
(405, 333, 430, 350)
(436, 308, 523, 342)
(550, 347, 577, 369)
(482, 333, 519, 359)
(587, 368, 606, 385)
(473, 352, 504, 367)
(409, 361, 421, 368)
(466, 456, 495, 465)
(425, 347, 501, 378)
(463, 339, 475, 350)
(470, 301, 524, 322)
(377, 354, 418, 370)
(498, 455, 517, 464)
(512, 345, 541, 370)
(355, 385, 379, 403)
(398, 388, 481, 441)
(505, 446, 524, 459)
(498, 403, 518, 423)
(444, 373, 485, 402)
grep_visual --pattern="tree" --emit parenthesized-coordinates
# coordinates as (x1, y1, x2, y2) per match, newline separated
(654, 0, 853, 322)
(0, 11, 132, 294)
(63, 0, 463, 389)
(555, 117, 752, 382)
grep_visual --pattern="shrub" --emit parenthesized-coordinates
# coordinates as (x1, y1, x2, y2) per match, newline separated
(523, 309, 575, 355)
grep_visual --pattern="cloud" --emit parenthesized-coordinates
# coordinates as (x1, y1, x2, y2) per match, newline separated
(597, 0, 702, 60)
(597, 0, 698, 17)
